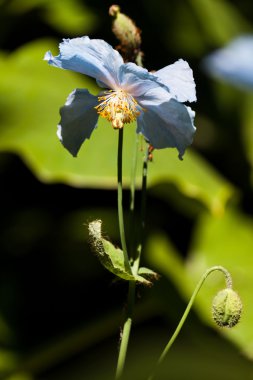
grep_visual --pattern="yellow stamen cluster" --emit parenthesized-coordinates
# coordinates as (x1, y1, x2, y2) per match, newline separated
(95, 89, 142, 129)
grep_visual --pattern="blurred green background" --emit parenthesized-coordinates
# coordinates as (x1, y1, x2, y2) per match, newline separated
(1, 0, 253, 379)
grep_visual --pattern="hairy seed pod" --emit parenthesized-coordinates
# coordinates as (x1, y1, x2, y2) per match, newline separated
(212, 288, 242, 328)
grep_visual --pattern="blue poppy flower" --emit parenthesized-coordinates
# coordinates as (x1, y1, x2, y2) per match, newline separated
(203, 35, 253, 90)
(44, 37, 196, 158)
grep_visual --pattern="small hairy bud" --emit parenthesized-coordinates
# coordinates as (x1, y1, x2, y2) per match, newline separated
(212, 288, 242, 328)
(109, 5, 142, 63)
(109, 5, 141, 49)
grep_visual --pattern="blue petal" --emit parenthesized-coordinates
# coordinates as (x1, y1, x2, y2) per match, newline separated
(154, 59, 196, 102)
(137, 91, 195, 158)
(57, 89, 98, 157)
(44, 37, 124, 89)
(203, 36, 253, 90)
(118, 63, 161, 97)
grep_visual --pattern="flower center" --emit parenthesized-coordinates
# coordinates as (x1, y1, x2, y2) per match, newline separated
(95, 89, 142, 129)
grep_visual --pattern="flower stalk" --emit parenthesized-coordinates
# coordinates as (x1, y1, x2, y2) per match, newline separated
(117, 128, 132, 273)
(115, 127, 135, 380)
(115, 281, 135, 380)
(129, 134, 139, 258)
(147, 266, 236, 380)
(115, 135, 150, 379)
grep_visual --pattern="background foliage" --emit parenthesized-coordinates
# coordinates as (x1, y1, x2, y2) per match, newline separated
(1, 0, 253, 379)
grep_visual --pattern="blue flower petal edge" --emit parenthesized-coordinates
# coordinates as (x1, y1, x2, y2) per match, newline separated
(57, 89, 98, 157)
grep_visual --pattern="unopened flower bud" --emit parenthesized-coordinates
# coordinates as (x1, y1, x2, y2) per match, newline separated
(109, 5, 142, 63)
(212, 288, 242, 328)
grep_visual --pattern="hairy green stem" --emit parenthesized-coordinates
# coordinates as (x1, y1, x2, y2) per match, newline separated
(147, 265, 233, 380)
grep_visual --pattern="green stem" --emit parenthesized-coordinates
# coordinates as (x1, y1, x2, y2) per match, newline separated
(115, 281, 136, 380)
(115, 128, 133, 380)
(130, 135, 139, 213)
(139, 147, 149, 252)
(117, 128, 131, 273)
(147, 265, 232, 380)
(129, 134, 140, 259)
(115, 142, 150, 380)
(133, 146, 149, 270)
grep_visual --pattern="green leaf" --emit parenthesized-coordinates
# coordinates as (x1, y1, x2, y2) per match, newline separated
(188, 0, 250, 46)
(3, 373, 32, 380)
(138, 267, 159, 281)
(148, 148, 236, 216)
(88, 220, 150, 284)
(7, 0, 97, 35)
(100, 238, 134, 281)
(146, 206, 253, 359)
(0, 349, 18, 372)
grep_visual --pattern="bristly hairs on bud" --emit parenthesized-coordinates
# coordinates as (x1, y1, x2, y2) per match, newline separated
(109, 5, 143, 64)
(212, 288, 242, 328)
